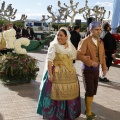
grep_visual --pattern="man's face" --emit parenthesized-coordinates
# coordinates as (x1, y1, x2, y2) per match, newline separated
(91, 26, 101, 38)
(108, 24, 111, 31)
(76, 28, 80, 33)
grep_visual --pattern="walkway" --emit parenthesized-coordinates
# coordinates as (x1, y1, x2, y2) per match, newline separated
(0, 48, 120, 120)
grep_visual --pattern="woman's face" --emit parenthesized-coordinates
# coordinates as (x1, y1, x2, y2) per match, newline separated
(57, 30, 68, 45)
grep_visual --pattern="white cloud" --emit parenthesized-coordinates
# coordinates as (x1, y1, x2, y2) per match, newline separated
(15, 12, 49, 20)
(15, 12, 48, 21)
(74, 14, 85, 21)
(96, 2, 113, 7)
(25, 9, 30, 12)
(15, 14, 21, 20)
(37, 2, 42, 5)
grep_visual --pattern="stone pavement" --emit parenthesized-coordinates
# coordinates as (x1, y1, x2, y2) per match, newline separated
(0, 48, 120, 120)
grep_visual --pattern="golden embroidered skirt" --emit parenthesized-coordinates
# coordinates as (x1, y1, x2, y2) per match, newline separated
(51, 54, 79, 100)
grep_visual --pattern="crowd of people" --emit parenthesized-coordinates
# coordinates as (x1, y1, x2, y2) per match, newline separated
(0, 22, 36, 55)
(0, 23, 35, 40)
(37, 21, 117, 120)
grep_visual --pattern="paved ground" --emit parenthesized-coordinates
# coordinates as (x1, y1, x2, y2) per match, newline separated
(0, 48, 120, 120)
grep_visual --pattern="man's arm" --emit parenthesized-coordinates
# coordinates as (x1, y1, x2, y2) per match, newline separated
(77, 40, 94, 67)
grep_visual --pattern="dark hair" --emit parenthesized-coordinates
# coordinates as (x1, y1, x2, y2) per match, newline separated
(68, 26, 71, 31)
(74, 25, 80, 31)
(68, 26, 71, 29)
(102, 22, 109, 30)
(60, 29, 67, 36)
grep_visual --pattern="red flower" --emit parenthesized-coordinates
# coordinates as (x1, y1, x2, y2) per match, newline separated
(113, 60, 120, 65)
(112, 34, 120, 41)
(12, 64, 16, 67)
(35, 38, 40, 41)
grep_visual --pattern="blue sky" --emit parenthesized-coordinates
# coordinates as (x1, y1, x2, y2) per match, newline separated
(3, 0, 113, 22)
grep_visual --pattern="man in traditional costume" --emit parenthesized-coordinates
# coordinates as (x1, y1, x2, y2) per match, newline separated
(37, 27, 81, 120)
(77, 21, 107, 120)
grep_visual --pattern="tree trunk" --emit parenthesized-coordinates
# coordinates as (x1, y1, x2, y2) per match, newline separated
(49, 21, 54, 33)
(69, 14, 76, 26)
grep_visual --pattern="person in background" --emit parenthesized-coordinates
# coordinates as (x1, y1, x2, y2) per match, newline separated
(22, 27, 28, 38)
(9, 23, 13, 29)
(77, 21, 107, 120)
(71, 26, 74, 31)
(0, 23, 15, 55)
(70, 25, 81, 63)
(15, 26, 21, 39)
(0, 23, 13, 51)
(30, 27, 35, 40)
(99, 22, 117, 82)
(68, 26, 72, 32)
(85, 27, 91, 37)
(4, 23, 13, 31)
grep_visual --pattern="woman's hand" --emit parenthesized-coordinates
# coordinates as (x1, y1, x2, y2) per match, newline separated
(48, 74, 53, 82)
(48, 61, 53, 82)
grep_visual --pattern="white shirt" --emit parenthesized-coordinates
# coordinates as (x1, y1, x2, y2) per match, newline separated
(47, 41, 77, 62)
(92, 37, 97, 46)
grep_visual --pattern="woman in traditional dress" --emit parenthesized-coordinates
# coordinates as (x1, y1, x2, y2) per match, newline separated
(37, 27, 81, 120)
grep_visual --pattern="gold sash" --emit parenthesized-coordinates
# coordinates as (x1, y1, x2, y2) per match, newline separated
(0, 33, 6, 50)
(51, 53, 79, 100)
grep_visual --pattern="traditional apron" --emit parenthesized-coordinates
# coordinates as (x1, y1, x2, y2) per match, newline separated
(50, 53, 79, 100)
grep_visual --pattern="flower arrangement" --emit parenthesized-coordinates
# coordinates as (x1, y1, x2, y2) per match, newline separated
(0, 52, 39, 85)
(14, 38, 30, 54)
(3, 28, 16, 49)
(0, 29, 39, 85)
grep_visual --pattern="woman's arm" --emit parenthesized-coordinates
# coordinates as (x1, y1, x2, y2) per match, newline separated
(47, 43, 56, 82)
(48, 61, 53, 82)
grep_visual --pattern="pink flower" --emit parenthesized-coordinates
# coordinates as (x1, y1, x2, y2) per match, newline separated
(12, 64, 16, 67)
(22, 59, 26, 62)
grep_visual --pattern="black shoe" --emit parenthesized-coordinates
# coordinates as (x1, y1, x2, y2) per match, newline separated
(104, 77, 110, 82)
(99, 77, 109, 82)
